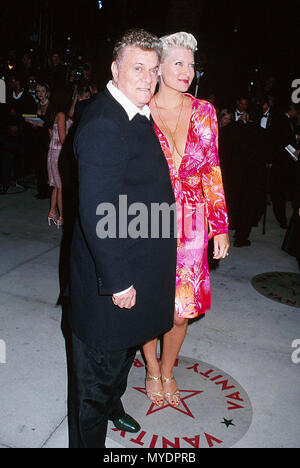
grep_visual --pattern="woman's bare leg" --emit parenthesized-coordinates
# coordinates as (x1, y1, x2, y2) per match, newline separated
(49, 187, 57, 214)
(57, 187, 63, 218)
(142, 337, 164, 406)
(160, 312, 188, 405)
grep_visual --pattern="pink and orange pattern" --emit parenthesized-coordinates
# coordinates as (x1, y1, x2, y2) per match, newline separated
(153, 94, 229, 318)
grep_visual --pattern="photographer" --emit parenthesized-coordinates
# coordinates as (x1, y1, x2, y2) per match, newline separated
(68, 81, 91, 121)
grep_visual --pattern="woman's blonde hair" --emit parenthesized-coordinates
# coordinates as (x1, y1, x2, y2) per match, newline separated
(160, 32, 197, 62)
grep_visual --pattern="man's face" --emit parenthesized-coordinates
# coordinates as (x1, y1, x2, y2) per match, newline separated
(8, 78, 21, 91)
(289, 109, 300, 118)
(112, 46, 159, 109)
(237, 99, 249, 112)
(52, 54, 60, 66)
(262, 102, 269, 114)
(27, 76, 37, 90)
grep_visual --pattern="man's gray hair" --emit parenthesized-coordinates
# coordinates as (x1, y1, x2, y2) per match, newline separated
(160, 32, 197, 62)
(113, 29, 162, 66)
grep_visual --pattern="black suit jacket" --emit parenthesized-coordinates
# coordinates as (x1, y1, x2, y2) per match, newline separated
(272, 113, 297, 170)
(69, 89, 177, 351)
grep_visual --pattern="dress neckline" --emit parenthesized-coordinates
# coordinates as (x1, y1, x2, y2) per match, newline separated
(151, 93, 196, 174)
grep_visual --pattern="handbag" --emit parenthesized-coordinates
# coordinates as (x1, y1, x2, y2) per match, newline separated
(282, 213, 300, 258)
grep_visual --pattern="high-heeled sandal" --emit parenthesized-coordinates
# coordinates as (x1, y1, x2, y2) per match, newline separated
(56, 216, 63, 229)
(162, 375, 180, 407)
(48, 211, 57, 226)
(145, 372, 164, 407)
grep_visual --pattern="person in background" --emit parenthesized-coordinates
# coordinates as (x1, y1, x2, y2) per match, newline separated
(28, 82, 52, 199)
(68, 82, 91, 121)
(73, 80, 99, 123)
(270, 103, 300, 228)
(26, 75, 39, 104)
(7, 74, 36, 117)
(0, 115, 25, 192)
(226, 96, 263, 246)
(218, 109, 234, 227)
(296, 158, 300, 269)
(47, 51, 66, 92)
(47, 90, 73, 227)
(18, 51, 36, 82)
(6, 74, 36, 186)
(233, 96, 250, 124)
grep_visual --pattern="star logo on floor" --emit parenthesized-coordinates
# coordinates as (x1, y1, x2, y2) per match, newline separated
(132, 387, 203, 418)
(221, 418, 235, 428)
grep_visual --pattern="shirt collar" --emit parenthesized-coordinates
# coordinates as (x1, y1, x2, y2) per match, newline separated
(106, 80, 150, 121)
(13, 89, 24, 100)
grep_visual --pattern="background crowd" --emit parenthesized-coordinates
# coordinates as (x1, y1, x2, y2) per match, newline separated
(0, 46, 299, 268)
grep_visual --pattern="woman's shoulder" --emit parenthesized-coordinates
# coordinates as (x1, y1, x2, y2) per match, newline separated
(185, 93, 216, 115)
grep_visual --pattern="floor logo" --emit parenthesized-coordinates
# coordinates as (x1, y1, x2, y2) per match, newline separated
(108, 356, 253, 448)
(252, 272, 300, 308)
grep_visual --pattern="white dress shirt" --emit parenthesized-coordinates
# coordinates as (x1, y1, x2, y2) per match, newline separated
(260, 108, 270, 129)
(106, 81, 151, 296)
(106, 80, 150, 121)
(12, 89, 24, 100)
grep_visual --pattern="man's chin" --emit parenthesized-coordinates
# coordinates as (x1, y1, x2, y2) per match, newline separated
(138, 90, 152, 103)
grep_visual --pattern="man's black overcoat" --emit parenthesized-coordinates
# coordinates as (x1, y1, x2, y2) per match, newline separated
(69, 89, 177, 351)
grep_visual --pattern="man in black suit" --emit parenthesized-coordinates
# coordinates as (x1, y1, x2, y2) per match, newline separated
(252, 96, 277, 226)
(296, 156, 300, 269)
(233, 96, 250, 124)
(223, 96, 263, 246)
(270, 103, 300, 228)
(68, 29, 177, 448)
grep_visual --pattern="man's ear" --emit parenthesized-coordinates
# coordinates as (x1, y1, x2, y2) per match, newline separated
(111, 61, 119, 84)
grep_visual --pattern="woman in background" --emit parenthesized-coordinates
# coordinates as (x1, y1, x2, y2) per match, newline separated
(47, 90, 73, 227)
(29, 82, 52, 199)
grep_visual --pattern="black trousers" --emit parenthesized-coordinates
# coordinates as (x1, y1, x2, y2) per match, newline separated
(271, 166, 297, 226)
(68, 332, 136, 448)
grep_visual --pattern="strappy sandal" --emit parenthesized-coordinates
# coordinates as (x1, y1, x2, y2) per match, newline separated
(145, 372, 164, 407)
(162, 375, 180, 407)
(48, 211, 57, 226)
(56, 216, 63, 229)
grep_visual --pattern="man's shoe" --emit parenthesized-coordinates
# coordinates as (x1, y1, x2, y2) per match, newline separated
(15, 180, 26, 189)
(111, 414, 141, 433)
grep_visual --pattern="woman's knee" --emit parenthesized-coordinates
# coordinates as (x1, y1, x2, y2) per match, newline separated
(173, 315, 188, 327)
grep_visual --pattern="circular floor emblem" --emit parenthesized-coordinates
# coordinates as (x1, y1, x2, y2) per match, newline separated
(108, 355, 253, 448)
(252, 272, 300, 308)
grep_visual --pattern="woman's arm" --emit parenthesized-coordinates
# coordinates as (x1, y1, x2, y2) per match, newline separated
(57, 112, 67, 145)
(68, 94, 78, 119)
(202, 104, 229, 236)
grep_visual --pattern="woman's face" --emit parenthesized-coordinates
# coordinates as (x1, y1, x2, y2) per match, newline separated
(36, 86, 47, 102)
(159, 47, 195, 93)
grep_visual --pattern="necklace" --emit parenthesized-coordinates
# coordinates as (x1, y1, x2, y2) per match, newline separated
(155, 94, 184, 163)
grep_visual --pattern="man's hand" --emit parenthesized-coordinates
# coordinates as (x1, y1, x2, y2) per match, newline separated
(112, 287, 136, 309)
(213, 233, 230, 260)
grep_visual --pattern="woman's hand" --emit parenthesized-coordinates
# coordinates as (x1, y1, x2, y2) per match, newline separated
(213, 233, 230, 260)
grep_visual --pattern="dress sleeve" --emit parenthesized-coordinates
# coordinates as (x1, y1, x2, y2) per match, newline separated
(201, 104, 229, 239)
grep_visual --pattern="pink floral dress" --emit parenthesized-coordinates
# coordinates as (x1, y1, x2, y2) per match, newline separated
(153, 94, 229, 318)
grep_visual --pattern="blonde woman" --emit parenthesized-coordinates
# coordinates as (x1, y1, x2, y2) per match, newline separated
(143, 32, 230, 407)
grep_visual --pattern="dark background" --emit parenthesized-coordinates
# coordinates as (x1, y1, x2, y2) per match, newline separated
(1, 0, 299, 103)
